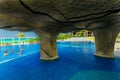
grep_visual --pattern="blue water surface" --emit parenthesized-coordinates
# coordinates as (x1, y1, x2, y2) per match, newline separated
(0, 42, 120, 80)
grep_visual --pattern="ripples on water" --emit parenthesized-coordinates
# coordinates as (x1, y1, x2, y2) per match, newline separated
(0, 44, 40, 64)
(0, 42, 120, 80)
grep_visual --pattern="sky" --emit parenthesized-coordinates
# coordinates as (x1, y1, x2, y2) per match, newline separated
(0, 29, 38, 37)
(0, 29, 71, 38)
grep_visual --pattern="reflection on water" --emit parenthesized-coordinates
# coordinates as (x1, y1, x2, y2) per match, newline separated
(0, 42, 120, 80)
(71, 70, 120, 80)
(57, 41, 95, 54)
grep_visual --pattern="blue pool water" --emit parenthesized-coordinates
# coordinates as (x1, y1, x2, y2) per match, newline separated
(0, 44, 40, 63)
(0, 42, 120, 80)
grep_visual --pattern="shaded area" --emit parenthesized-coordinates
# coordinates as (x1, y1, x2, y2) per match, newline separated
(0, 0, 120, 60)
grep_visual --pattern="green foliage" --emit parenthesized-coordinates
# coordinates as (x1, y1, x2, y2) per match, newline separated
(27, 38, 40, 43)
(73, 30, 88, 37)
(0, 37, 40, 45)
(117, 36, 120, 39)
(57, 33, 71, 40)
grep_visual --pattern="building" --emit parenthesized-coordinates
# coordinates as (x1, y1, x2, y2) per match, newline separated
(71, 30, 93, 37)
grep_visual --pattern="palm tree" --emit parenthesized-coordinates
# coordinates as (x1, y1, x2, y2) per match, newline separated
(17, 33, 25, 38)
(17, 33, 25, 53)
(17, 32, 25, 44)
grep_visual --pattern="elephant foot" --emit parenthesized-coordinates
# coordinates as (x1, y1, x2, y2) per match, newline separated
(40, 53, 59, 61)
(40, 46, 59, 60)
(93, 24, 119, 59)
(94, 51, 114, 59)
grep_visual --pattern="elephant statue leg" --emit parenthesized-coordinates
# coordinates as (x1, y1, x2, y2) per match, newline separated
(35, 31, 59, 60)
(93, 26, 119, 58)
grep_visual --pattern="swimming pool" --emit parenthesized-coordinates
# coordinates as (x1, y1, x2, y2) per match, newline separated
(0, 42, 120, 80)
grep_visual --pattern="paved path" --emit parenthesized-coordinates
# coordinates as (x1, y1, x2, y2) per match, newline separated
(57, 37, 94, 42)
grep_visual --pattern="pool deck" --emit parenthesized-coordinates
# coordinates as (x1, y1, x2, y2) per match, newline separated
(0, 42, 39, 46)
(57, 37, 95, 42)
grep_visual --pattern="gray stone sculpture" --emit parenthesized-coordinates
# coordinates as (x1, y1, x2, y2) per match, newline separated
(0, 0, 120, 60)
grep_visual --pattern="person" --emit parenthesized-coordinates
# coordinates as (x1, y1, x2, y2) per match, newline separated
(18, 50, 21, 55)
(4, 51, 8, 56)
(20, 47, 24, 51)
(10, 49, 14, 53)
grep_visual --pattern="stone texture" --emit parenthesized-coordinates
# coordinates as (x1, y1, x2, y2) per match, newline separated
(94, 27, 119, 58)
(0, 0, 120, 60)
(35, 30, 60, 60)
(21, 0, 120, 21)
(93, 15, 120, 58)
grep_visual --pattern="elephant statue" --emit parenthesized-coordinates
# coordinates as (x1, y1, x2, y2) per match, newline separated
(0, 0, 120, 60)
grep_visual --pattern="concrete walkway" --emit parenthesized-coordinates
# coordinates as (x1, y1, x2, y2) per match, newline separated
(57, 37, 95, 42)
